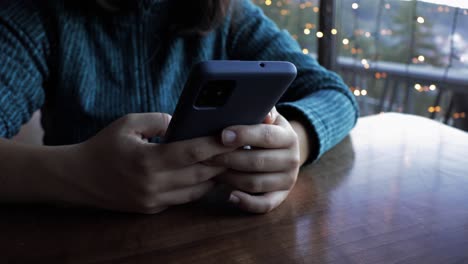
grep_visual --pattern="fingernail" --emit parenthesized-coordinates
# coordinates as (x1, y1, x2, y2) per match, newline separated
(222, 130, 237, 145)
(229, 194, 240, 204)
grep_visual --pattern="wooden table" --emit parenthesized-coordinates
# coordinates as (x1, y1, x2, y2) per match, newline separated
(2, 113, 468, 264)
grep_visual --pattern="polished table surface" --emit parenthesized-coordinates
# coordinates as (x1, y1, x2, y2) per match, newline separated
(2, 113, 468, 264)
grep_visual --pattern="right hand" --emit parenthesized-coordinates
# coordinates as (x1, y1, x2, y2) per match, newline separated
(60, 113, 235, 214)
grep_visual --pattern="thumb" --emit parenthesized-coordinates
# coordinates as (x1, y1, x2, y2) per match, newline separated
(121, 113, 172, 139)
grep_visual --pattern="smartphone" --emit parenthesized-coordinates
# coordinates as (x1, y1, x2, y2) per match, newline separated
(163, 60, 297, 143)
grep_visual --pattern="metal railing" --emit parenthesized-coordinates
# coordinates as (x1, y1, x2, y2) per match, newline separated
(335, 56, 468, 124)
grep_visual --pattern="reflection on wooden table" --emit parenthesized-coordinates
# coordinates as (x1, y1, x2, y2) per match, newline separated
(1, 113, 467, 263)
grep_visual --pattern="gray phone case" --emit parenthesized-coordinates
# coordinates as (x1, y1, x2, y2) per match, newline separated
(163, 60, 297, 143)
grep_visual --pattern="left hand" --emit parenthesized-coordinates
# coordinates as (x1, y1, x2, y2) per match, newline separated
(207, 108, 301, 213)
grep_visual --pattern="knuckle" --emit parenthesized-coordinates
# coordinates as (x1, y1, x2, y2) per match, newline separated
(243, 179, 264, 193)
(220, 154, 230, 167)
(284, 173, 297, 189)
(291, 132, 300, 147)
(160, 113, 172, 128)
(184, 186, 208, 204)
(289, 154, 301, 168)
(186, 146, 207, 163)
(192, 167, 210, 184)
(188, 190, 203, 202)
(250, 156, 266, 171)
(263, 126, 275, 145)
(131, 195, 157, 214)
(134, 181, 156, 201)
(142, 182, 156, 197)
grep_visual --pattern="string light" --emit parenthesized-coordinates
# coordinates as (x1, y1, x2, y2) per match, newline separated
(427, 106, 442, 113)
(453, 112, 466, 119)
(348, 0, 361, 96)
(461, 55, 467, 63)
(433, 7, 460, 120)
(255, 0, 468, 117)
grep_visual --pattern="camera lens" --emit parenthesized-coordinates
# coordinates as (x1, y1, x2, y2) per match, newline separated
(194, 80, 236, 108)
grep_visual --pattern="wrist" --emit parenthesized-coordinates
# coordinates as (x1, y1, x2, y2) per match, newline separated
(32, 144, 83, 205)
(0, 140, 52, 203)
(0, 139, 81, 205)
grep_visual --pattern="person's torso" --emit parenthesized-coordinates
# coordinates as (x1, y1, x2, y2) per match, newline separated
(40, 1, 230, 144)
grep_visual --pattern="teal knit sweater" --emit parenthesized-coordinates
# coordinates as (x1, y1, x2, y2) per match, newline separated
(0, 0, 358, 162)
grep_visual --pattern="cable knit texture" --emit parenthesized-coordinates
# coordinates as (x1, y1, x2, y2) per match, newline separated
(0, 0, 358, 163)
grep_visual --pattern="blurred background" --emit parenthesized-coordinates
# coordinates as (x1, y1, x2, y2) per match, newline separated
(255, 0, 468, 131)
(14, 0, 468, 144)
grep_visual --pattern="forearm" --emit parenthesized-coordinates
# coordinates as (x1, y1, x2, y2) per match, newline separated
(0, 138, 73, 204)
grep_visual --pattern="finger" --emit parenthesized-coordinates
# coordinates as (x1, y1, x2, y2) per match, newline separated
(119, 113, 172, 139)
(221, 124, 295, 149)
(156, 136, 236, 168)
(209, 149, 300, 172)
(158, 181, 215, 206)
(272, 111, 292, 128)
(161, 164, 226, 190)
(228, 190, 289, 213)
(217, 171, 295, 193)
(263, 107, 278, 125)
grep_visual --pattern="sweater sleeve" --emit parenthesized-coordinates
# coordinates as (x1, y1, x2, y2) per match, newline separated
(227, 0, 359, 163)
(0, 1, 49, 138)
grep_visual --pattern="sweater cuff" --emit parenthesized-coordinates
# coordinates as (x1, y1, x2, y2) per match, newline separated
(277, 89, 358, 165)
(276, 103, 320, 165)
(0, 105, 13, 138)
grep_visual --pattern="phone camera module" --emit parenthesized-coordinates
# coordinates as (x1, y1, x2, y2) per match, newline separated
(194, 80, 235, 108)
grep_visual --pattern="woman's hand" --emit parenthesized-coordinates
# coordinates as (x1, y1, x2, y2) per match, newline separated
(60, 113, 235, 214)
(208, 108, 304, 213)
